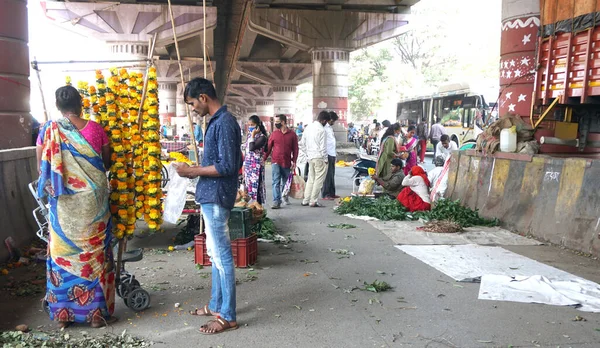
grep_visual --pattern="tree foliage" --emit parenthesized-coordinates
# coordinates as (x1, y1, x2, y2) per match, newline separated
(348, 48, 393, 121)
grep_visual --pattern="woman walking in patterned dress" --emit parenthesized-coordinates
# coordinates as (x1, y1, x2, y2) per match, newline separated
(243, 115, 268, 204)
(36, 86, 117, 328)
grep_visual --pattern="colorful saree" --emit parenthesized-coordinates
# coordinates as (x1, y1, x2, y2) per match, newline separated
(403, 136, 418, 176)
(244, 133, 266, 204)
(37, 118, 115, 323)
(376, 136, 396, 178)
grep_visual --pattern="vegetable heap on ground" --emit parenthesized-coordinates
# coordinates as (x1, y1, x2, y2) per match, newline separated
(336, 196, 498, 228)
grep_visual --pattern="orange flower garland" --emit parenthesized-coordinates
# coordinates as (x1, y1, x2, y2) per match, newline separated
(142, 66, 162, 231)
(77, 81, 91, 120)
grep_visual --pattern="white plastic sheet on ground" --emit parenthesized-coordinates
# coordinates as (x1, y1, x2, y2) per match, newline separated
(163, 164, 191, 224)
(371, 221, 541, 246)
(343, 214, 380, 221)
(479, 275, 600, 312)
(396, 244, 600, 312)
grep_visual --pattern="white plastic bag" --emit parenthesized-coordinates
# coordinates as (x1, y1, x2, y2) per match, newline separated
(163, 163, 191, 224)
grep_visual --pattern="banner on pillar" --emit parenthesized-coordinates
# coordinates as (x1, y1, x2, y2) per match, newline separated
(313, 97, 348, 127)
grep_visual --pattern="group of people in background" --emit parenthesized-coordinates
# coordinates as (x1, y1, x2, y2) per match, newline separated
(241, 110, 340, 210)
(367, 117, 453, 213)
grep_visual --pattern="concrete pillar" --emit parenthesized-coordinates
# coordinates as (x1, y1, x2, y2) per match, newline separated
(108, 42, 149, 59)
(176, 83, 187, 118)
(158, 82, 177, 124)
(273, 86, 296, 127)
(256, 101, 274, 133)
(312, 49, 349, 127)
(499, 0, 540, 118)
(0, 0, 31, 149)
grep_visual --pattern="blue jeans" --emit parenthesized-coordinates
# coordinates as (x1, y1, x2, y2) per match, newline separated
(271, 163, 290, 204)
(201, 203, 236, 322)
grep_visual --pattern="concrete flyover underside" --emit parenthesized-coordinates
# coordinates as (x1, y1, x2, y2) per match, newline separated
(34, 0, 417, 125)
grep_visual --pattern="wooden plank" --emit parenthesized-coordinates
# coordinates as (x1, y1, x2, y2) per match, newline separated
(542, 0, 557, 26)
(562, 33, 573, 97)
(556, 0, 574, 23)
(543, 36, 554, 104)
(581, 28, 593, 102)
(575, 0, 596, 17)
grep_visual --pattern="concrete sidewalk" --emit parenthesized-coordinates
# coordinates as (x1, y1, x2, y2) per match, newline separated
(2, 167, 600, 347)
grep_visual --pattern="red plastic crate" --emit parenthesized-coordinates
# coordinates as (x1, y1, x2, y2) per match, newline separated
(194, 233, 257, 268)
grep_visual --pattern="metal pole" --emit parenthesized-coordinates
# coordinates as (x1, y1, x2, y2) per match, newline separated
(31, 59, 49, 122)
(203, 0, 207, 79)
(167, 0, 200, 166)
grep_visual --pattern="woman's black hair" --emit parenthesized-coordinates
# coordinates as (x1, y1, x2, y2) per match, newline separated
(55, 85, 82, 115)
(382, 122, 401, 139)
(407, 125, 416, 132)
(249, 115, 268, 150)
(249, 115, 267, 137)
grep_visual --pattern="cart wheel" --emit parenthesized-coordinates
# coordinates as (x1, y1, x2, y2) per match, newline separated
(126, 288, 151, 312)
(41, 299, 50, 315)
(117, 278, 140, 298)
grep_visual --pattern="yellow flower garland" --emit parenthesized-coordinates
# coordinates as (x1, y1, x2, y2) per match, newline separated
(63, 67, 163, 238)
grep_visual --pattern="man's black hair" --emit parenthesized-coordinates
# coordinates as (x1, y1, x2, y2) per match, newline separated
(317, 111, 331, 122)
(382, 120, 391, 127)
(184, 78, 217, 100)
(277, 114, 287, 123)
(440, 134, 450, 142)
(55, 86, 82, 114)
(328, 111, 339, 121)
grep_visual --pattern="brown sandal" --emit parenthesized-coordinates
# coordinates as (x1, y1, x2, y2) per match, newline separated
(199, 317, 238, 335)
(190, 304, 218, 317)
(91, 316, 118, 328)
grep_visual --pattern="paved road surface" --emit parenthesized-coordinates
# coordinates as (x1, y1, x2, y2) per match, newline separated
(2, 166, 600, 347)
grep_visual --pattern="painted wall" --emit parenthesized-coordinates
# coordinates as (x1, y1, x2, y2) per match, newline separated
(446, 150, 600, 256)
(0, 148, 39, 261)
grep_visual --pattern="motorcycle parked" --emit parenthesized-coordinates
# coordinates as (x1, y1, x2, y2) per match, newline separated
(351, 154, 377, 191)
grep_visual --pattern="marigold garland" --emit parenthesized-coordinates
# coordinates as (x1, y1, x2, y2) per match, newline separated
(141, 66, 163, 232)
(64, 67, 163, 238)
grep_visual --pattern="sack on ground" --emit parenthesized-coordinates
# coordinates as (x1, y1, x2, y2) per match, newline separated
(358, 178, 375, 195)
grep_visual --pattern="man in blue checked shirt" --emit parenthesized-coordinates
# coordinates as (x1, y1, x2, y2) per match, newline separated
(174, 78, 241, 335)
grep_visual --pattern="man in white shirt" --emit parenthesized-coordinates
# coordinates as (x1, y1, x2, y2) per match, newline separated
(299, 111, 330, 207)
(435, 134, 458, 161)
(322, 111, 339, 200)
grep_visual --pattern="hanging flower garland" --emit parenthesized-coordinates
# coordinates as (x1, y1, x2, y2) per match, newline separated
(131, 72, 145, 223)
(96, 70, 108, 131)
(89, 85, 99, 122)
(77, 81, 91, 120)
(142, 66, 162, 232)
(107, 67, 128, 240)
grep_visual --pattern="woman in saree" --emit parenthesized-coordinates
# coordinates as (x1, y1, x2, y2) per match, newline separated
(376, 123, 402, 179)
(397, 166, 432, 212)
(36, 86, 117, 328)
(401, 125, 418, 175)
(243, 115, 268, 204)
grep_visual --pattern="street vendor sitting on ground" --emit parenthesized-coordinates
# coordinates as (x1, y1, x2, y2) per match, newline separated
(372, 158, 405, 198)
